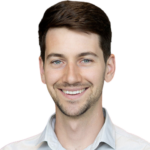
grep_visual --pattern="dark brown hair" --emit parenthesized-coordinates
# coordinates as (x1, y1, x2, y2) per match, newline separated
(38, 0, 112, 63)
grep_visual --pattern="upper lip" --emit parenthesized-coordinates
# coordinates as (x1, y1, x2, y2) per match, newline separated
(58, 87, 88, 91)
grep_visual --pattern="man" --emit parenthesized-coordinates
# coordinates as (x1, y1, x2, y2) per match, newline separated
(39, 28, 116, 150)
(1, 1, 150, 150)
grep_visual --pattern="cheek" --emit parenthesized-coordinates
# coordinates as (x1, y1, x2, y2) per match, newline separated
(45, 69, 62, 86)
(82, 67, 104, 83)
(44, 69, 63, 98)
(86, 68, 105, 95)
(85, 72, 97, 82)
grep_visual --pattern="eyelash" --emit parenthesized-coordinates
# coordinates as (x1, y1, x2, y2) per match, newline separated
(51, 59, 93, 65)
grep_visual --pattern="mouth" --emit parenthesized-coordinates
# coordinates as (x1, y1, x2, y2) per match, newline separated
(58, 87, 89, 100)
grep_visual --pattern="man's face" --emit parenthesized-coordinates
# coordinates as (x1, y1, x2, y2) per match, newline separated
(39, 27, 112, 117)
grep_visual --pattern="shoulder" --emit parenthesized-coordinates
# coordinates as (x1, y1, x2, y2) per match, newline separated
(114, 125, 150, 150)
(0, 134, 41, 150)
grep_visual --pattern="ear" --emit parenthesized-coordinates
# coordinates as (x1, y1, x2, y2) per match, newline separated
(104, 54, 116, 82)
(39, 57, 46, 84)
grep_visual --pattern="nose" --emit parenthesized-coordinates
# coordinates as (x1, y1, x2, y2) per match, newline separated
(62, 62, 82, 85)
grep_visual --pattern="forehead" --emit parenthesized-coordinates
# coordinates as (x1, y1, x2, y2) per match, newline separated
(46, 27, 100, 47)
(45, 27, 103, 58)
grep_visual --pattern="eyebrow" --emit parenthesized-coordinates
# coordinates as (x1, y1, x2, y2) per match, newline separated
(46, 52, 98, 60)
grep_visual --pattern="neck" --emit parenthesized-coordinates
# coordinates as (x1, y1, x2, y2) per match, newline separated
(55, 99, 104, 150)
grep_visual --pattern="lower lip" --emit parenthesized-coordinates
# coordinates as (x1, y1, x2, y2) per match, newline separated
(59, 88, 88, 100)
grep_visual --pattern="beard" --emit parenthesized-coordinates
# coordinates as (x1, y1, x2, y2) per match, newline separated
(47, 73, 105, 119)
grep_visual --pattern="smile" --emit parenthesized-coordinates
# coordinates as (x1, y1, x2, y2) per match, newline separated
(59, 88, 89, 100)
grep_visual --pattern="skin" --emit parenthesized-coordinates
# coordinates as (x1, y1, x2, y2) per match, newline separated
(39, 27, 115, 150)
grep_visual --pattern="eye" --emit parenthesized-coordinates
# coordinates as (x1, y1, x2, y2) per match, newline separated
(51, 60, 59, 64)
(83, 59, 93, 62)
(51, 59, 93, 65)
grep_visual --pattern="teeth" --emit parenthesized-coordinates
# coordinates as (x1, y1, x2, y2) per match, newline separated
(62, 88, 86, 95)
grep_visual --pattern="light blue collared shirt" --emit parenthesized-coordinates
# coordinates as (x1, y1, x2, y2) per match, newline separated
(1, 108, 150, 150)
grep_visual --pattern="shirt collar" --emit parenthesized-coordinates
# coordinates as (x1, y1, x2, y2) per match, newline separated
(96, 108, 116, 149)
(36, 108, 116, 149)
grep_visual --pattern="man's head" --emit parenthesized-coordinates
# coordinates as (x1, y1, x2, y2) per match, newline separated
(39, 1, 115, 118)
(37, 0, 113, 67)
